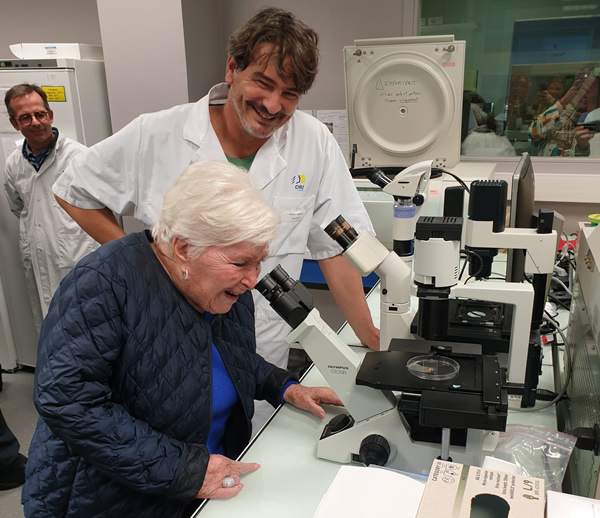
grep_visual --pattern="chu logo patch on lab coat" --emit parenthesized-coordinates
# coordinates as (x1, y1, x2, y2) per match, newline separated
(290, 174, 305, 191)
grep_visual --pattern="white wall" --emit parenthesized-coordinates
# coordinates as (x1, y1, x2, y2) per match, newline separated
(96, 0, 190, 132)
(0, 0, 102, 57)
(182, 0, 226, 103)
(220, 0, 418, 110)
(95, 0, 420, 129)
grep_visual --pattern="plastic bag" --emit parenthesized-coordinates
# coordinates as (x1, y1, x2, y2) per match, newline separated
(490, 424, 577, 493)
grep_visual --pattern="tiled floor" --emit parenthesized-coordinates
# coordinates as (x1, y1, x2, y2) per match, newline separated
(0, 368, 36, 518)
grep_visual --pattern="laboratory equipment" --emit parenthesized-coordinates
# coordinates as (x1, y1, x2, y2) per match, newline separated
(344, 36, 465, 170)
(506, 152, 536, 283)
(360, 160, 557, 399)
(257, 173, 557, 469)
(331, 209, 551, 392)
(0, 43, 112, 369)
(354, 162, 496, 250)
(256, 265, 506, 475)
(341, 161, 435, 350)
(562, 223, 600, 497)
(345, 35, 496, 252)
(0, 44, 112, 147)
(353, 159, 555, 381)
(444, 181, 556, 406)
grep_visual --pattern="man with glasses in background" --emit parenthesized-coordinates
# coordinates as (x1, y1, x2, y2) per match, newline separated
(3, 84, 98, 334)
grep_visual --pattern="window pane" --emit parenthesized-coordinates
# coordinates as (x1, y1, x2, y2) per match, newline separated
(419, 1, 600, 158)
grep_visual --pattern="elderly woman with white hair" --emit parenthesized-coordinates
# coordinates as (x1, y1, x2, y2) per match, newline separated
(22, 161, 342, 518)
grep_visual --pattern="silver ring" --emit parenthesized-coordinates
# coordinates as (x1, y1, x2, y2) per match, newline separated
(222, 476, 235, 488)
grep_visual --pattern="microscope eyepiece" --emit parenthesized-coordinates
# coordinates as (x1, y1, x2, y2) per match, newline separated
(269, 264, 296, 292)
(365, 168, 391, 189)
(255, 273, 282, 302)
(325, 216, 358, 250)
(255, 266, 314, 328)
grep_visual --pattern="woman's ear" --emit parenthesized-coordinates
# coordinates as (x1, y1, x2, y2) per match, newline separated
(172, 236, 190, 264)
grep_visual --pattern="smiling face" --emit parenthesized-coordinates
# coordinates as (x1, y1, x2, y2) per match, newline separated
(225, 44, 301, 139)
(547, 80, 565, 101)
(8, 92, 54, 154)
(180, 241, 269, 314)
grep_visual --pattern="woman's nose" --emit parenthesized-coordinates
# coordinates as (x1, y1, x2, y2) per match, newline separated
(241, 266, 260, 289)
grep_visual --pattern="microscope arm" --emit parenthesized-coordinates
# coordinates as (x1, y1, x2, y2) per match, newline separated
(332, 225, 416, 349)
(285, 309, 397, 421)
(465, 220, 557, 274)
(380, 160, 433, 256)
(255, 265, 396, 422)
(381, 160, 432, 199)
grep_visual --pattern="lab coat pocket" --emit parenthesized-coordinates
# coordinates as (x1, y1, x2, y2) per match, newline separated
(270, 196, 316, 257)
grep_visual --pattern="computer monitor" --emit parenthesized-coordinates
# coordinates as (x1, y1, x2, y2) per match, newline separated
(506, 152, 536, 282)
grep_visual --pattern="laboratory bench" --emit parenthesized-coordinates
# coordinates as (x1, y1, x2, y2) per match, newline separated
(193, 273, 565, 517)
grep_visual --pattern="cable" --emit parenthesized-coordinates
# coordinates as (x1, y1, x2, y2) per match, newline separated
(432, 168, 470, 193)
(458, 251, 469, 280)
(512, 316, 573, 413)
(460, 248, 484, 280)
(485, 274, 507, 281)
(550, 276, 572, 297)
(547, 293, 571, 311)
(543, 308, 567, 335)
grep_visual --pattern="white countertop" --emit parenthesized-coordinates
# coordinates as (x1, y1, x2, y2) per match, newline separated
(194, 271, 562, 517)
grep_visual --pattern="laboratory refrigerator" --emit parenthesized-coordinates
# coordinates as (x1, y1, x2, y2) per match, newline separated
(0, 53, 112, 369)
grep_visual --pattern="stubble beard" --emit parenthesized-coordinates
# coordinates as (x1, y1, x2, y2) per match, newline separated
(232, 93, 282, 140)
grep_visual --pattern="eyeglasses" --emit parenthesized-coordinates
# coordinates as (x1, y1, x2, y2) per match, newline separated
(15, 111, 49, 126)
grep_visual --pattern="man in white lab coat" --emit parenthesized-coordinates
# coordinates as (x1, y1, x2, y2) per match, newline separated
(53, 8, 379, 430)
(3, 84, 98, 334)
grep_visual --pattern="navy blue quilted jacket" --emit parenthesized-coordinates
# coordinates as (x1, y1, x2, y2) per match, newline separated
(22, 231, 295, 518)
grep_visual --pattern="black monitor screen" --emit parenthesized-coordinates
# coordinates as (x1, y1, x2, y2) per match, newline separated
(506, 152, 535, 282)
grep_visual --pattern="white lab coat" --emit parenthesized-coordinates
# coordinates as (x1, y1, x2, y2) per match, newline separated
(54, 83, 374, 371)
(4, 134, 99, 333)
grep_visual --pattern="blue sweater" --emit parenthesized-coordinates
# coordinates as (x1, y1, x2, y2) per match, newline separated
(22, 231, 295, 518)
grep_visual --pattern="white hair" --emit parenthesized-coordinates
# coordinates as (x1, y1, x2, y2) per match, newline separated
(152, 161, 280, 258)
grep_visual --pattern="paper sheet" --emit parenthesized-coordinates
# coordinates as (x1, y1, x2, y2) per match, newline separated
(546, 490, 600, 517)
(299, 109, 351, 166)
(0, 87, 18, 134)
(1, 137, 19, 165)
(313, 465, 426, 518)
(315, 110, 350, 166)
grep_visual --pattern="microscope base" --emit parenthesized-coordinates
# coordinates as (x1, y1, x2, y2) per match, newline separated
(317, 408, 499, 475)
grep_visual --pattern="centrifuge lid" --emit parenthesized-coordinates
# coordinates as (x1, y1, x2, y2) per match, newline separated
(352, 51, 455, 157)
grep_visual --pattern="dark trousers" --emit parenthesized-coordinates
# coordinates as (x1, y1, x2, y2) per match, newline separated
(0, 408, 20, 469)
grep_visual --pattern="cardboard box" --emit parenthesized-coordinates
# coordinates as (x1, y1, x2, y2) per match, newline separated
(416, 459, 545, 518)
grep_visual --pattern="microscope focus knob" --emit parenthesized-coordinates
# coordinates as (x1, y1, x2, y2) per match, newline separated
(413, 194, 425, 206)
(359, 434, 391, 466)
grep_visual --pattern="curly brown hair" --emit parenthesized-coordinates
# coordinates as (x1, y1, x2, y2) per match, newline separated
(227, 7, 319, 95)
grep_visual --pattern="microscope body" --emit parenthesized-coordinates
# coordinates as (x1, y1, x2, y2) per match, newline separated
(256, 264, 501, 474)
(254, 172, 556, 472)
(367, 166, 557, 388)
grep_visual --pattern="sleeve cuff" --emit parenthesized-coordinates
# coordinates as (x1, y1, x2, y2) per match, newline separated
(280, 380, 299, 405)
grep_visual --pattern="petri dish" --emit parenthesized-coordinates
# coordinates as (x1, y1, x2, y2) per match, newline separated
(406, 355, 460, 381)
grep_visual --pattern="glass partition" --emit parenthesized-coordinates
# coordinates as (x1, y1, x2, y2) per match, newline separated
(419, 1, 600, 158)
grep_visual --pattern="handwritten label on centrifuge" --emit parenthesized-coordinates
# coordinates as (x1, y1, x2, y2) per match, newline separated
(377, 79, 419, 87)
(375, 78, 422, 104)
